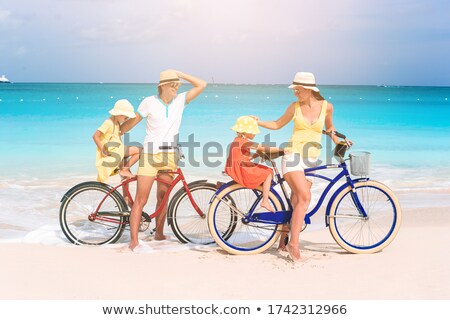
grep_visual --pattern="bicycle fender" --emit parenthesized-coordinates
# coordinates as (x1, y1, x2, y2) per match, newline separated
(185, 180, 208, 188)
(60, 181, 112, 202)
(170, 179, 209, 203)
(211, 180, 237, 203)
(325, 178, 370, 227)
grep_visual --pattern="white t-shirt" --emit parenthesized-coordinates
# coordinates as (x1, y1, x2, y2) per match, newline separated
(137, 92, 187, 154)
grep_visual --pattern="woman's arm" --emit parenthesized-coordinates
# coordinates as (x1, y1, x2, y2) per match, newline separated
(175, 71, 207, 104)
(324, 102, 340, 144)
(120, 113, 142, 135)
(256, 103, 295, 130)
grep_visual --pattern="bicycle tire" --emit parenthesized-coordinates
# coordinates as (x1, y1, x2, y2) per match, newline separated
(59, 181, 128, 245)
(168, 182, 236, 244)
(208, 183, 283, 255)
(328, 180, 402, 254)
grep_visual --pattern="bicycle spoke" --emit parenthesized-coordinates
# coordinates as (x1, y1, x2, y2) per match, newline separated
(210, 185, 281, 253)
(60, 183, 126, 245)
(330, 181, 400, 253)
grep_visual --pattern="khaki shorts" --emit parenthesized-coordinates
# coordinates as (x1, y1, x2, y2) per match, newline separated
(137, 152, 178, 177)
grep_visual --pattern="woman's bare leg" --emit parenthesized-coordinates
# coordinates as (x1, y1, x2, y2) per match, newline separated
(283, 171, 312, 261)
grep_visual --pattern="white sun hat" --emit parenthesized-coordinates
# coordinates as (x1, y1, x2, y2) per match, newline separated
(109, 99, 136, 118)
(288, 72, 320, 92)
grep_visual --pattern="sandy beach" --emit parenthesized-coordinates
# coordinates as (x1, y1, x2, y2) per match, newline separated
(1, 191, 449, 300)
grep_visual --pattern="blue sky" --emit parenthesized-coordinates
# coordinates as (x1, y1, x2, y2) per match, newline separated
(0, 0, 449, 85)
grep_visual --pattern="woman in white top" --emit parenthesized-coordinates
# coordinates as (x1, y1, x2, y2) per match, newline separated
(121, 70, 207, 251)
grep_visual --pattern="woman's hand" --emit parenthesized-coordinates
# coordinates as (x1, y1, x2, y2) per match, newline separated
(249, 115, 260, 126)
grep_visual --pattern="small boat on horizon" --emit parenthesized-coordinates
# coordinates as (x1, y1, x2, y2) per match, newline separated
(0, 75, 11, 83)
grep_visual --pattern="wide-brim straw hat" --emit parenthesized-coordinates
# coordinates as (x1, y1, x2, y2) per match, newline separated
(158, 69, 182, 87)
(288, 72, 320, 92)
(231, 116, 260, 134)
(109, 99, 136, 118)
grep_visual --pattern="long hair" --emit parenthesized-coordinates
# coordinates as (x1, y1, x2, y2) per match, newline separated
(312, 90, 325, 101)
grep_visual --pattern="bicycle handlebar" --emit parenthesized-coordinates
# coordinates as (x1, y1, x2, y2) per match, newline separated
(322, 130, 346, 139)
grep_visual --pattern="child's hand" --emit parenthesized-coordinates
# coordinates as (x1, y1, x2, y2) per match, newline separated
(101, 145, 109, 157)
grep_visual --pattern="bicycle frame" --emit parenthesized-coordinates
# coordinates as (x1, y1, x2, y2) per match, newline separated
(221, 159, 369, 226)
(91, 168, 205, 224)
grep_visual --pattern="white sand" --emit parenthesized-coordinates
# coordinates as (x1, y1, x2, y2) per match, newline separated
(1, 204, 449, 300)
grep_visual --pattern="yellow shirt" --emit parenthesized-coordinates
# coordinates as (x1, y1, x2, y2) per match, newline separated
(286, 100, 327, 158)
(95, 119, 124, 182)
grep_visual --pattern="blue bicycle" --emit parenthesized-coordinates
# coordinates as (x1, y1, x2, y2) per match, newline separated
(207, 131, 402, 255)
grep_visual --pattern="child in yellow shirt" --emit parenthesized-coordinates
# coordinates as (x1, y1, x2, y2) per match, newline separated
(93, 99, 141, 182)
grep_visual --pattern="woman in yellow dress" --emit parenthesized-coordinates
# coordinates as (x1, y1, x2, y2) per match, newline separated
(93, 99, 142, 182)
(255, 72, 345, 261)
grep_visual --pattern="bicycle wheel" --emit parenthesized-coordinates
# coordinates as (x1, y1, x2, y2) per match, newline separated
(59, 182, 128, 245)
(168, 182, 233, 244)
(328, 180, 402, 254)
(208, 183, 283, 255)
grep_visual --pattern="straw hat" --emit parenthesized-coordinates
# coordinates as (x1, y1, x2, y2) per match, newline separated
(288, 72, 320, 92)
(158, 70, 182, 87)
(109, 99, 136, 118)
(231, 116, 260, 134)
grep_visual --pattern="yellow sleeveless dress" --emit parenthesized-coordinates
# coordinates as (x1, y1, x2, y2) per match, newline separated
(95, 119, 125, 182)
(286, 100, 327, 158)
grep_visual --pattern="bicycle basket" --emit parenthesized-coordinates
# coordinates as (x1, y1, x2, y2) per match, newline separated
(349, 152, 371, 176)
(334, 141, 348, 158)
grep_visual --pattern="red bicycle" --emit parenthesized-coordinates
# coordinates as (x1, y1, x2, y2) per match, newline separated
(59, 146, 236, 245)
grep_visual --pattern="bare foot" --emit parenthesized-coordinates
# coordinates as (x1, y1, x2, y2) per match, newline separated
(120, 168, 135, 180)
(277, 243, 287, 252)
(128, 241, 139, 252)
(260, 200, 275, 213)
(286, 243, 301, 262)
(154, 234, 170, 241)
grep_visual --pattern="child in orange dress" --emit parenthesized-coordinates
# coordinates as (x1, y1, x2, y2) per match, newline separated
(225, 116, 283, 212)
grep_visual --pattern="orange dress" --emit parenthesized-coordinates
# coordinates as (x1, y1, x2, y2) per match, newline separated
(225, 137, 272, 189)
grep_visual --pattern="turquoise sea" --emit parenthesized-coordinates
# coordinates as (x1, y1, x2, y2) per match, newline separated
(1, 83, 450, 187)
(1, 83, 450, 241)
